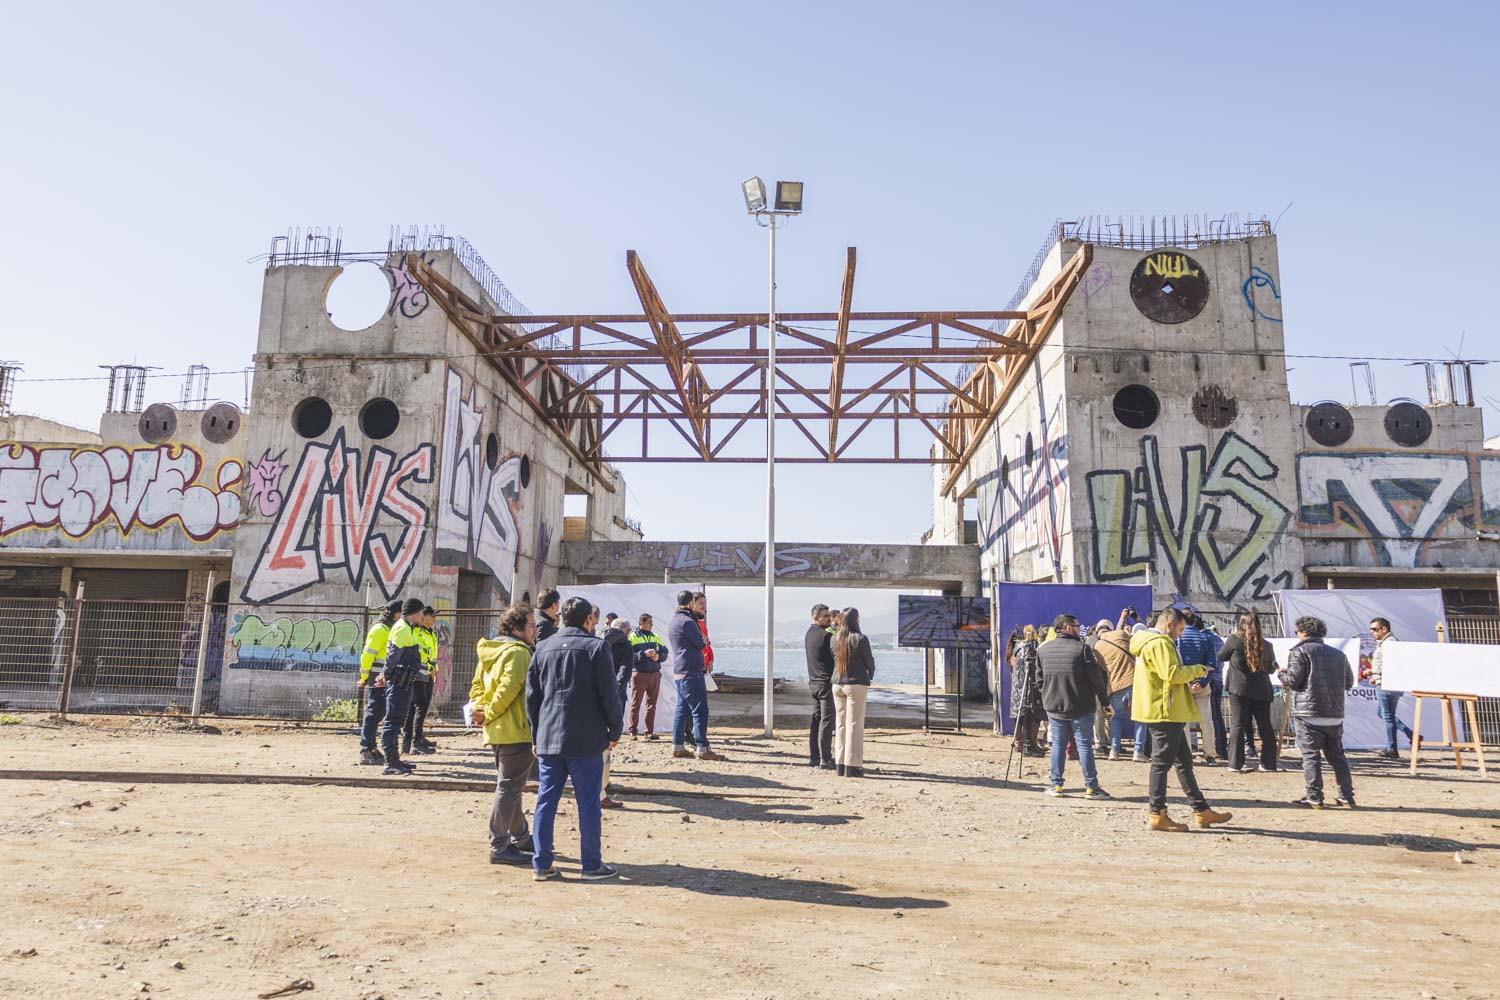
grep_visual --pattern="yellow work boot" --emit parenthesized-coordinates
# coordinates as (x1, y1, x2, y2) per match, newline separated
(1194, 808, 1233, 828)
(1148, 811, 1188, 832)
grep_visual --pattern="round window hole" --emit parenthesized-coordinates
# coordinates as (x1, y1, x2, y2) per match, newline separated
(326, 261, 393, 332)
(1024, 433, 1035, 467)
(1305, 401, 1354, 447)
(484, 432, 500, 471)
(1113, 384, 1160, 429)
(138, 403, 178, 444)
(1384, 400, 1432, 447)
(292, 397, 333, 439)
(359, 398, 401, 440)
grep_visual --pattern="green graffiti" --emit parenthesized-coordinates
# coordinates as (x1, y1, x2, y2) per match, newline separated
(229, 612, 361, 659)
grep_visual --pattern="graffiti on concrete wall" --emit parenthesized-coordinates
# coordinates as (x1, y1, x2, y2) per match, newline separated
(1081, 261, 1115, 301)
(653, 541, 846, 578)
(228, 610, 362, 672)
(387, 253, 432, 319)
(1297, 451, 1481, 567)
(1242, 266, 1283, 323)
(240, 430, 434, 603)
(246, 449, 288, 518)
(974, 386, 1068, 580)
(0, 443, 241, 542)
(1086, 432, 1293, 601)
(435, 368, 530, 600)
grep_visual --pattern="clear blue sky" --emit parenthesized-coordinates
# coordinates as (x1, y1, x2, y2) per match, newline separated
(4, 2, 1497, 635)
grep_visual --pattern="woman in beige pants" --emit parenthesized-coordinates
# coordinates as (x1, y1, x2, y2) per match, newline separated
(831, 607, 876, 778)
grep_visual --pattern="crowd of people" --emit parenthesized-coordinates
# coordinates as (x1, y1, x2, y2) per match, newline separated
(1008, 604, 1403, 828)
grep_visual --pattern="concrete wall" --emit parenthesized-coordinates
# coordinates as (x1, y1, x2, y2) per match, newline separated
(1294, 402, 1500, 571)
(0, 413, 101, 446)
(221, 249, 631, 710)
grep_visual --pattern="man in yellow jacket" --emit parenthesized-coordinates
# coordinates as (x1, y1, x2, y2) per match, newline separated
(358, 600, 403, 766)
(1130, 607, 1233, 832)
(471, 604, 536, 866)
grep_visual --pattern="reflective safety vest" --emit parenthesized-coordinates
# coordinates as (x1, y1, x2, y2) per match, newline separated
(417, 626, 439, 680)
(386, 619, 422, 674)
(360, 619, 393, 683)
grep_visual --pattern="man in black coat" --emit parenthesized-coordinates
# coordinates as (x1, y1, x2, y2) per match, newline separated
(535, 589, 561, 644)
(1278, 616, 1357, 808)
(526, 597, 623, 881)
(1038, 613, 1111, 798)
(804, 604, 837, 769)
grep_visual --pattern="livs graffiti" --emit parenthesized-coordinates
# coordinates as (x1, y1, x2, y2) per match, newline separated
(434, 368, 530, 599)
(653, 541, 844, 577)
(1297, 452, 1481, 567)
(228, 611, 362, 672)
(0, 443, 241, 541)
(1086, 432, 1293, 600)
(240, 430, 434, 603)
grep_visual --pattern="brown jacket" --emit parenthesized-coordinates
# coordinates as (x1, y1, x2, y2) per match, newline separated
(1093, 628, 1136, 694)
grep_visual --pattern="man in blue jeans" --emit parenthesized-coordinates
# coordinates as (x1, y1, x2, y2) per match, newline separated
(667, 590, 726, 762)
(526, 597, 623, 881)
(1038, 613, 1113, 797)
(1368, 617, 1412, 759)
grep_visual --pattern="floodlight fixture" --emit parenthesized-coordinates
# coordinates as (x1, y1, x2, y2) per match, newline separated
(742, 177, 767, 213)
(774, 180, 804, 212)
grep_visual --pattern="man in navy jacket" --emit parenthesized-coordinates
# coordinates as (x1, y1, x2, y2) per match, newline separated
(526, 597, 623, 881)
(668, 589, 725, 762)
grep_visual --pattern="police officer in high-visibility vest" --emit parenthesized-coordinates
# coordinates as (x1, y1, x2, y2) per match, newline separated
(358, 599, 403, 766)
(401, 604, 440, 755)
(625, 613, 669, 739)
(381, 597, 428, 775)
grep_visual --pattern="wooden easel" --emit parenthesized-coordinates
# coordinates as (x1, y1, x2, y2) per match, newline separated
(1409, 691, 1488, 777)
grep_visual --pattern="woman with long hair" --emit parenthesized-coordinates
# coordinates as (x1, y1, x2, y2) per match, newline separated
(831, 607, 876, 777)
(1218, 613, 1279, 772)
(1010, 625, 1045, 756)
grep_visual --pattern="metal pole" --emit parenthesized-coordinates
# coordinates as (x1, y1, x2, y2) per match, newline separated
(189, 571, 216, 725)
(57, 580, 85, 720)
(763, 215, 777, 738)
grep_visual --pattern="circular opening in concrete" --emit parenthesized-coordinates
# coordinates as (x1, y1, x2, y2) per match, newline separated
(1384, 400, 1432, 447)
(1024, 433, 1035, 467)
(1113, 384, 1160, 429)
(1305, 401, 1354, 447)
(485, 432, 500, 471)
(359, 397, 401, 440)
(292, 396, 333, 438)
(201, 401, 243, 444)
(326, 262, 392, 331)
(138, 403, 178, 444)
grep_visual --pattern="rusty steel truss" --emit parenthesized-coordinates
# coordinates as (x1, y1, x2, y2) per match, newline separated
(407, 244, 1090, 497)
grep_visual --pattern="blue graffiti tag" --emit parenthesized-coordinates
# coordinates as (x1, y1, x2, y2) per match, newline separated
(1242, 266, 1282, 323)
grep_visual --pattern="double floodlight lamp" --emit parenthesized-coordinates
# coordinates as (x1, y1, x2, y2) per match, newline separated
(742, 176, 804, 214)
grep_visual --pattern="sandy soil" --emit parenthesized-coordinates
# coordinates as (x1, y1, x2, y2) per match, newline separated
(1, 713, 1497, 1000)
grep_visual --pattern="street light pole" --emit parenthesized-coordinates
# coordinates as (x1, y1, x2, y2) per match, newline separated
(763, 214, 777, 739)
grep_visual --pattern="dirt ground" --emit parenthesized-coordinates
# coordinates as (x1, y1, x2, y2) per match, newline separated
(2, 713, 1498, 1000)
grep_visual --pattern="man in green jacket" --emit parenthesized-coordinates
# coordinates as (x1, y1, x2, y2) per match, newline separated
(1129, 607, 1233, 832)
(471, 605, 537, 865)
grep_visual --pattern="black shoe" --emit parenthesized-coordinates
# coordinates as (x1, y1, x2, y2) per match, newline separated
(846, 766, 865, 778)
(1380, 749, 1401, 760)
(417, 739, 437, 752)
(836, 765, 846, 776)
(646, 733, 660, 742)
(512, 834, 534, 854)
(819, 761, 837, 771)
(1291, 796, 1323, 809)
(383, 761, 415, 776)
(413, 744, 437, 755)
(401, 742, 413, 755)
(808, 759, 821, 768)
(490, 846, 532, 865)
(1334, 796, 1357, 809)
(359, 749, 384, 766)
(580, 864, 619, 881)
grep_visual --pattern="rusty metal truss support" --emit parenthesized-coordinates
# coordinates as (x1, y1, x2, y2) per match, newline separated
(406, 244, 1091, 479)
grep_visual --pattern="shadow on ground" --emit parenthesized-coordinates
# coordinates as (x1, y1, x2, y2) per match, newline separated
(614, 862, 948, 909)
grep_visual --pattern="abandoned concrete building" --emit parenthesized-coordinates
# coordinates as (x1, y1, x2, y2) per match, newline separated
(2, 219, 1497, 716)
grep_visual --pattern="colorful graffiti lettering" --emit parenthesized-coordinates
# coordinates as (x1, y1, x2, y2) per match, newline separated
(246, 449, 288, 517)
(1086, 432, 1292, 600)
(240, 430, 434, 603)
(0, 443, 240, 541)
(1142, 252, 1200, 280)
(1242, 265, 1283, 323)
(228, 610, 363, 672)
(434, 368, 530, 599)
(1297, 452, 1477, 568)
(387, 253, 432, 319)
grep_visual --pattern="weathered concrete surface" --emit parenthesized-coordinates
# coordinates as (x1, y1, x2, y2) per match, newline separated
(563, 539, 981, 593)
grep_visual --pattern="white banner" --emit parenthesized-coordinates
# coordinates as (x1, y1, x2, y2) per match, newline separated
(1383, 641, 1500, 699)
(1267, 637, 1443, 749)
(561, 584, 699, 735)
(1276, 589, 1445, 644)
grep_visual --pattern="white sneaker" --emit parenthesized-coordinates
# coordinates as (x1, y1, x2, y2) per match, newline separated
(1132, 752, 1147, 763)
(1107, 748, 1120, 761)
